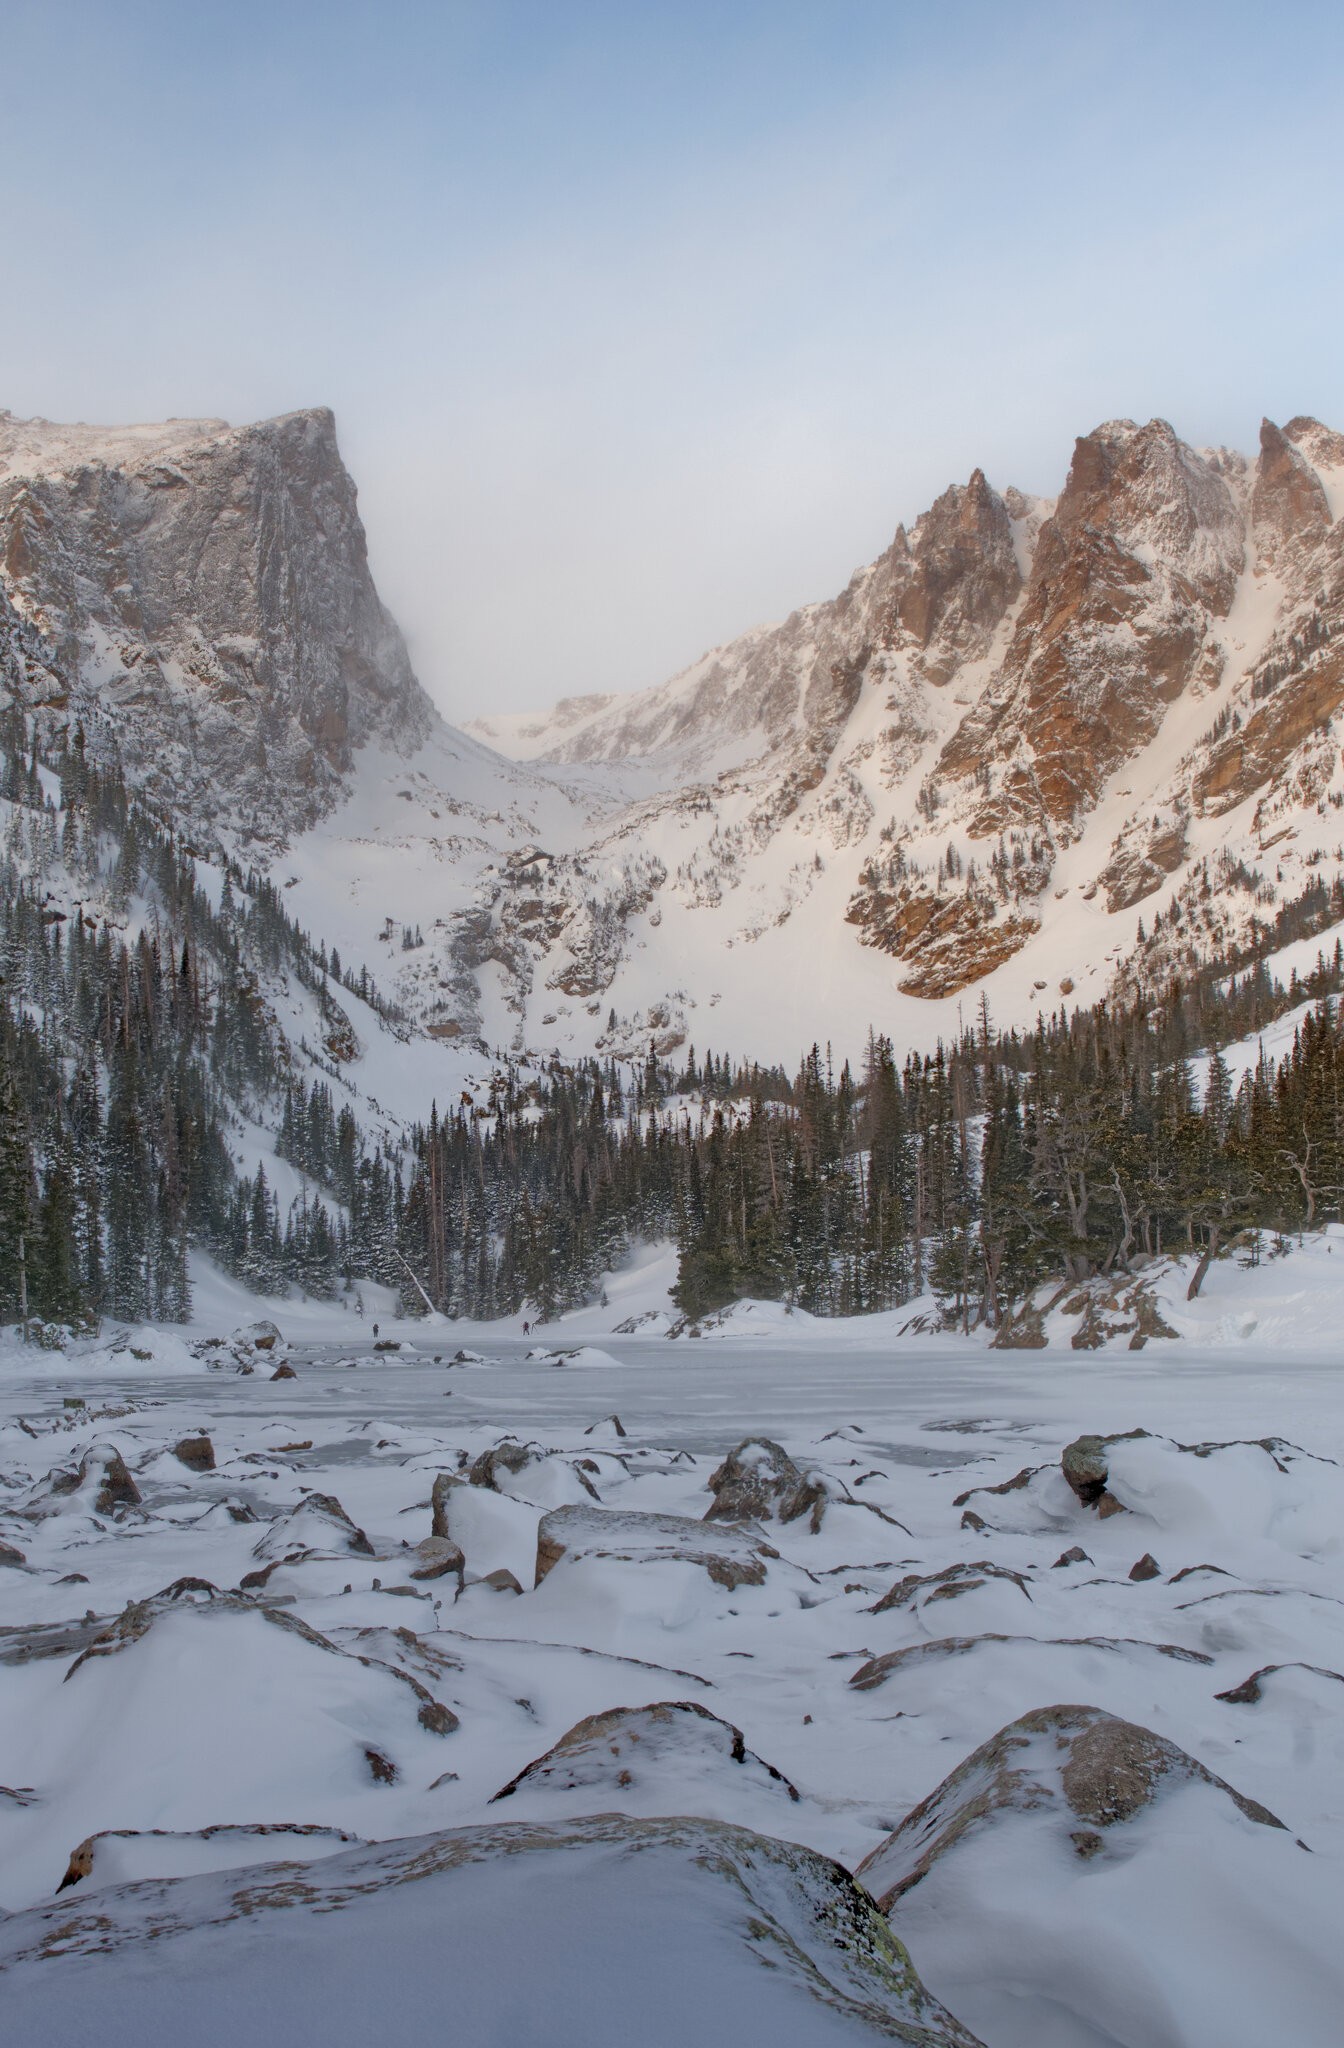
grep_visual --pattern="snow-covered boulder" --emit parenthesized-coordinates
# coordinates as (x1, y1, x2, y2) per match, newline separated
(534, 1504, 778, 1591)
(23, 1442, 142, 1521)
(490, 1700, 800, 1822)
(0, 1814, 984, 2047)
(858, 1704, 1329, 2048)
(58, 1822, 363, 1895)
(234, 1320, 283, 1353)
(704, 1436, 827, 1531)
(408, 1537, 465, 1589)
(172, 1435, 216, 1472)
(251, 1493, 374, 1562)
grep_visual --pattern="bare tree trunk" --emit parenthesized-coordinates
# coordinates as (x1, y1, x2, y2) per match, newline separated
(1187, 1224, 1221, 1300)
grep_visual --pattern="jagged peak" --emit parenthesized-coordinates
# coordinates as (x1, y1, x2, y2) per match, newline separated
(1253, 417, 1331, 557)
(1282, 414, 1344, 473)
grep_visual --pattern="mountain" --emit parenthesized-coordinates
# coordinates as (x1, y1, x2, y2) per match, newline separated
(0, 408, 441, 841)
(471, 412, 1344, 1048)
(3, 403, 1344, 1079)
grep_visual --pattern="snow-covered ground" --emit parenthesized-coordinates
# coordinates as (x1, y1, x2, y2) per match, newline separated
(2, 1237, 1343, 2044)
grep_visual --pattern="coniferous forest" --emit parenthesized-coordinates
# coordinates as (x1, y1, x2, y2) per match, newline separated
(2, 706, 1343, 1334)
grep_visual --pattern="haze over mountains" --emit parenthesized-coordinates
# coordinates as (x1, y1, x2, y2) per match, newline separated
(3, 401, 1343, 1073)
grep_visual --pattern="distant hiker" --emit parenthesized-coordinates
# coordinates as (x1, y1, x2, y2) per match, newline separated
(372, 1323, 379, 1338)
(522, 1320, 531, 1336)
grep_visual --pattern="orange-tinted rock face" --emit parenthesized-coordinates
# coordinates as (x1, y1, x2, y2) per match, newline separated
(1252, 418, 1330, 564)
(836, 410, 1344, 996)
(894, 469, 1022, 682)
(939, 420, 1243, 839)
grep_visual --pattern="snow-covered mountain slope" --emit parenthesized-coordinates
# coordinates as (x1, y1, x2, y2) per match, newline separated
(463, 413, 1344, 1057)
(5, 403, 1344, 1075)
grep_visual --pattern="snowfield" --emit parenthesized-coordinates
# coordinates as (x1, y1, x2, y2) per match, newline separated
(1, 1239, 1343, 2045)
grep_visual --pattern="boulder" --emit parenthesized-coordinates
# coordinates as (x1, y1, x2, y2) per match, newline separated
(45, 1443, 142, 1517)
(57, 1823, 361, 1895)
(409, 1538, 465, 1589)
(236, 1319, 282, 1351)
(1060, 1430, 1150, 1515)
(1215, 1661, 1344, 1706)
(0, 1814, 986, 2047)
(270, 1363, 298, 1381)
(871, 1560, 1031, 1614)
(1060, 1434, 1110, 1504)
(852, 1704, 1326, 2047)
(534, 1505, 778, 1591)
(857, 1704, 1286, 1912)
(252, 1493, 374, 1561)
(1128, 1552, 1161, 1581)
(430, 1471, 460, 1540)
(491, 1700, 800, 1813)
(703, 1437, 827, 1532)
(468, 1440, 538, 1491)
(173, 1435, 216, 1472)
(476, 1568, 523, 1594)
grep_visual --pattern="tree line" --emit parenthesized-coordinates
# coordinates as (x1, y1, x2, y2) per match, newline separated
(2, 704, 1342, 1334)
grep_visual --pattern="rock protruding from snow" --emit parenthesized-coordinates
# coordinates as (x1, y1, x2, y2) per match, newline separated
(704, 1437, 827, 1531)
(467, 1440, 542, 1491)
(853, 1704, 1326, 2048)
(409, 1537, 465, 1588)
(0, 1814, 986, 2048)
(251, 1492, 374, 1561)
(237, 1320, 282, 1352)
(490, 1700, 800, 1812)
(856, 1704, 1286, 1912)
(25, 1442, 143, 1521)
(57, 1822, 363, 1895)
(534, 1504, 778, 1590)
(1060, 1432, 1129, 1513)
(870, 1560, 1032, 1615)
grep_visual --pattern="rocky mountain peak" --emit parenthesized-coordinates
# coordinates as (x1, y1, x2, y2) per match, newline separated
(1282, 414, 1344, 472)
(1252, 417, 1332, 564)
(1043, 415, 1242, 613)
(895, 468, 1020, 681)
(0, 405, 431, 843)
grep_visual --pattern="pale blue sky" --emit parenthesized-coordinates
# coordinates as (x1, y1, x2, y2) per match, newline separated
(3, 0, 1342, 717)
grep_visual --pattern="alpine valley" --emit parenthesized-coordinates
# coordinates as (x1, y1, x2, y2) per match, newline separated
(3, 405, 1344, 2048)
(6, 402, 1344, 1075)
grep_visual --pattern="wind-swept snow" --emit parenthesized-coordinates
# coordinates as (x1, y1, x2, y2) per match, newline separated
(2, 1238, 1343, 2043)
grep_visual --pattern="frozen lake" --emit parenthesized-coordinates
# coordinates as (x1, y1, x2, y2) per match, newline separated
(8, 1332, 1343, 1460)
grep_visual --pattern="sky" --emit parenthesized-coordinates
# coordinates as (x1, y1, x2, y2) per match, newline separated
(3, 0, 1343, 722)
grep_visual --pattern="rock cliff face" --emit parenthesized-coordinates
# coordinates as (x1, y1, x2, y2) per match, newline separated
(0, 407, 432, 839)
(470, 408, 1344, 1025)
(5, 400, 1344, 1065)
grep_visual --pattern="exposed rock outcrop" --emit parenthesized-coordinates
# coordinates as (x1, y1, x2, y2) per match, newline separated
(703, 1437, 827, 1531)
(490, 1699, 800, 1809)
(534, 1504, 778, 1590)
(0, 1814, 987, 2047)
(0, 408, 431, 843)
